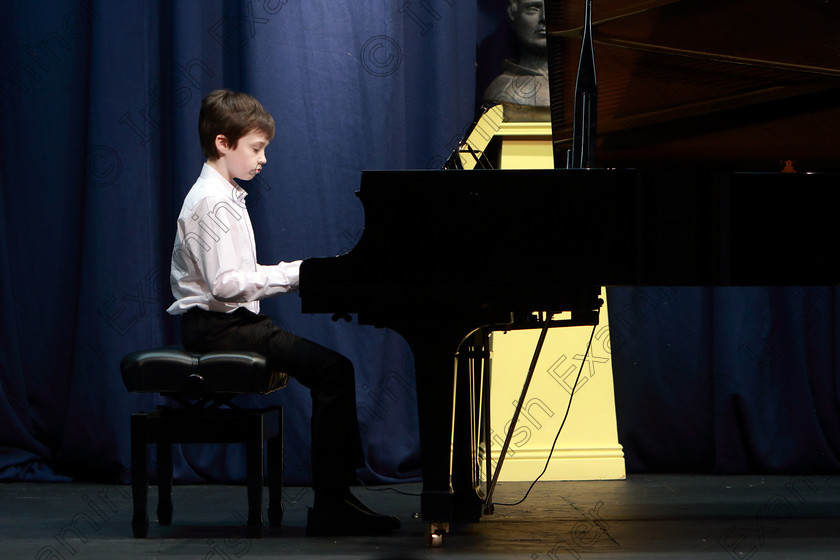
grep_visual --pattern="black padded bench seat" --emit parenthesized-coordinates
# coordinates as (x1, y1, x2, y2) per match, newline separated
(121, 345, 288, 398)
(120, 346, 287, 538)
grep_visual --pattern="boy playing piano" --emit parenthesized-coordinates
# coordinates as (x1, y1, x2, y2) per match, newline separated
(167, 89, 399, 536)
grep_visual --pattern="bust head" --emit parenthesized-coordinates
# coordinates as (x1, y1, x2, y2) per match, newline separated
(507, 0, 547, 55)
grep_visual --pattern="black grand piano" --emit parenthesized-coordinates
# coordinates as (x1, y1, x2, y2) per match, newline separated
(299, 0, 840, 544)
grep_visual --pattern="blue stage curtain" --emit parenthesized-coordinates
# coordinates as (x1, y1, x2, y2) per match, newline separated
(1, 0, 838, 485)
(608, 287, 840, 474)
(0, 0, 479, 485)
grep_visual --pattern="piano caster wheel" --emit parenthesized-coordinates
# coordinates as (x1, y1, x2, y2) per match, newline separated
(425, 523, 449, 547)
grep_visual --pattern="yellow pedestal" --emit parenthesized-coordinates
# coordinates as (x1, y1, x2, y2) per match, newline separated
(489, 121, 625, 482)
(496, 121, 557, 169)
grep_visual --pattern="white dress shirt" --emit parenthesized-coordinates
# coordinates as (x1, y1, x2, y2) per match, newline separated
(167, 163, 301, 315)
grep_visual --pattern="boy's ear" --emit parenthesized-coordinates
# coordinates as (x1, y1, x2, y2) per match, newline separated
(214, 134, 229, 155)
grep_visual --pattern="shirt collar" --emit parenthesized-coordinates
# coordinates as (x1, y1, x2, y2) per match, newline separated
(200, 162, 249, 202)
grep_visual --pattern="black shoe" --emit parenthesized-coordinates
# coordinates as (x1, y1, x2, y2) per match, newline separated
(306, 498, 401, 536)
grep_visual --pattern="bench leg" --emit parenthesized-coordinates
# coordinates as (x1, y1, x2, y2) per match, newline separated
(130, 413, 150, 538)
(246, 412, 264, 537)
(156, 440, 173, 526)
(267, 408, 283, 527)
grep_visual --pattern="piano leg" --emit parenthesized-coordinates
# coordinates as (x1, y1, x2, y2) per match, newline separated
(409, 326, 491, 544)
(412, 340, 457, 532)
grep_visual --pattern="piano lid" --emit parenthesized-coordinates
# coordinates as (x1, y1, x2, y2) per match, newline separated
(544, 0, 840, 171)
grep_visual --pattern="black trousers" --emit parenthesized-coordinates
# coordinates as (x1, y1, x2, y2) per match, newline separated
(181, 307, 364, 493)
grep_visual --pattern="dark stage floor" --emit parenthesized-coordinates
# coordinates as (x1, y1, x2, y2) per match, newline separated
(2, 474, 839, 559)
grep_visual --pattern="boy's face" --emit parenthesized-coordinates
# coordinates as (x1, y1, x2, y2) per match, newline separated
(220, 129, 270, 182)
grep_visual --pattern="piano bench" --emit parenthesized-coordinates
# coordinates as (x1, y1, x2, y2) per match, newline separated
(120, 346, 288, 538)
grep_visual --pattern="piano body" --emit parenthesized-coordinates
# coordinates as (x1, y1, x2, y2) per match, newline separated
(300, 0, 840, 543)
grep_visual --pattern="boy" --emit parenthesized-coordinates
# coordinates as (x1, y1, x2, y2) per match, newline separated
(167, 89, 399, 536)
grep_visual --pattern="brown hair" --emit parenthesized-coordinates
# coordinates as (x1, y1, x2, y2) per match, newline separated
(198, 89, 276, 160)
